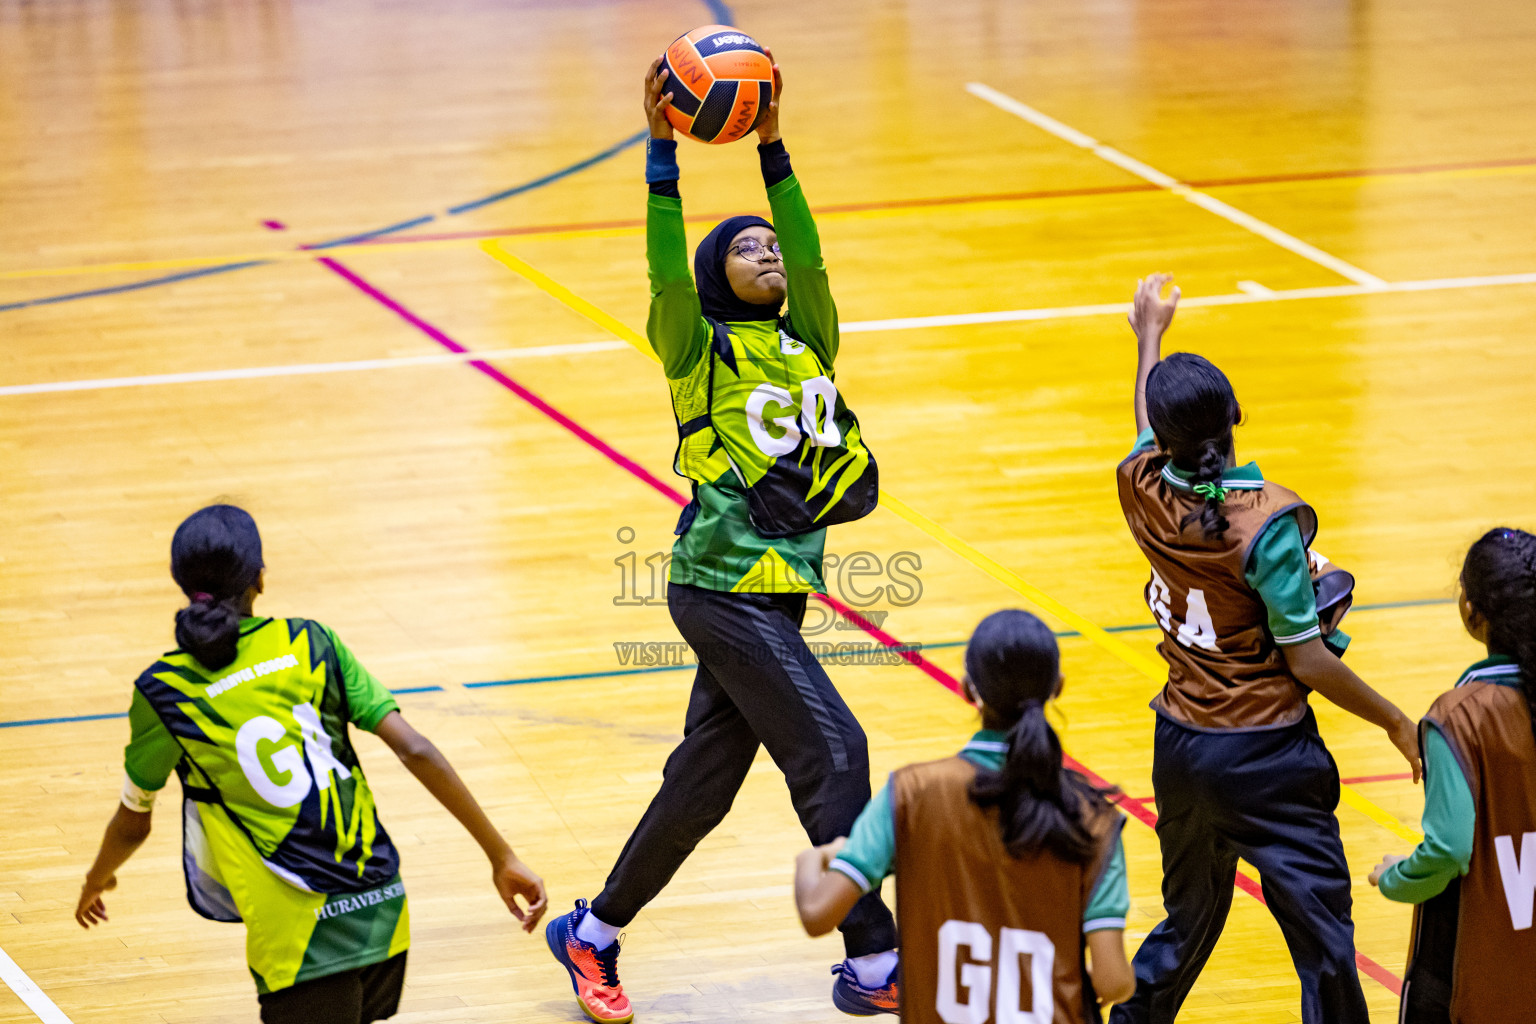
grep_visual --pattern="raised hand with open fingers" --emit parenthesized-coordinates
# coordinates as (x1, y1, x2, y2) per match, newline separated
(756, 47, 783, 144)
(643, 56, 674, 140)
(1129, 272, 1180, 344)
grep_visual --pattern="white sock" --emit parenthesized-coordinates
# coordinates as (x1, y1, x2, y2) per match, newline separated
(575, 907, 622, 951)
(848, 949, 899, 988)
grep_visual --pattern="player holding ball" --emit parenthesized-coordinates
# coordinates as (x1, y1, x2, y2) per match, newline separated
(544, 37, 897, 1024)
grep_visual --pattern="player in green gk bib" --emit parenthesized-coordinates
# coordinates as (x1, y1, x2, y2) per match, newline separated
(76, 505, 549, 1024)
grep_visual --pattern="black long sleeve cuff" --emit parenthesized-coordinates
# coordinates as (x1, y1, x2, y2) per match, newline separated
(758, 138, 792, 188)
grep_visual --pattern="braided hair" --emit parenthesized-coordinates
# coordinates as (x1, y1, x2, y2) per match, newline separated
(170, 505, 264, 671)
(1145, 353, 1242, 539)
(964, 610, 1114, 863)
(1462, 527, 1536, 746)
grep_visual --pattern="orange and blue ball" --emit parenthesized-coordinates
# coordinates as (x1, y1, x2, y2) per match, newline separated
(660, 25, 774, 145)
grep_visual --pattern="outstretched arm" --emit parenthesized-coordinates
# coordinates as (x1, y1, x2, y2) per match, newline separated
(642, 57, 710, 378)
(76, 804, 152, 928)
(1282, 639, 1422, 782)
(374, 712, 549, 931)
(1129, 274, 1179, 435)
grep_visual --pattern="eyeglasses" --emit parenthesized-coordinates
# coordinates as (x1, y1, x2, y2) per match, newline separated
(727, 238, 782, 263)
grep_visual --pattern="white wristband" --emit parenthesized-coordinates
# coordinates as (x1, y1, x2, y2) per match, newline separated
(120, 773, 159, 813)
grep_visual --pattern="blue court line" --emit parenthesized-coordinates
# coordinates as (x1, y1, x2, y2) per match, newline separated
(0, 261, 269, 312)
(702, 0, 736, 24)
(0, 134, 647, 313)
(0, 684, 445, 730)
(0, 596, 1451, 729)
(447, 130, 649, 216)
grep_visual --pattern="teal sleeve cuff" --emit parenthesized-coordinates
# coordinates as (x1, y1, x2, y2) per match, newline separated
(1084, 835, 1130, 930)
(1245, 513, 1321, 645)
(1129, 427, 1156, 457)
(834, 778, 896, 894)
(1379, 726, 1475, 903)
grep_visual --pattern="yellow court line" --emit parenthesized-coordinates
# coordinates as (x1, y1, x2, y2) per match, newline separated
(481, 237, 1425, 842)
(480, 241, 651, 351)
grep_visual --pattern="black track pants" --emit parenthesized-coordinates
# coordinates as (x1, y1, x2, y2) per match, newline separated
(592, 582, 898, 957)
(1109, 710, 1369, 1024)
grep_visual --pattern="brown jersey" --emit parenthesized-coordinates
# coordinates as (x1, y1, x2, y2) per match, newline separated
(1117, 445, 1320, 731)
(892, 756, 1122, 1024)
(1417, 663, 1536, 1024)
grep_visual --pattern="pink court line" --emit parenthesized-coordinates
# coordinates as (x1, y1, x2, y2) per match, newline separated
(1340, 772, 1415, 785)
(313, 254, 1402, 996)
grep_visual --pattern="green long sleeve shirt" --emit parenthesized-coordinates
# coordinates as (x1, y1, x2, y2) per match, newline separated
(650, 171, 845, 593)
(1378, 722, 1477, 903)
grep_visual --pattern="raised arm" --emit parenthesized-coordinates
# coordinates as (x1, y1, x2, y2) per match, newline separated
(757, 59, 839, 367)
(1129, 274, 1179, 435)
(643, 58, 710, 378)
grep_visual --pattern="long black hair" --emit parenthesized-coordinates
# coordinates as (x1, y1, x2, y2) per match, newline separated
(1462, 527, 1536, 745)
(170, 505, 264, 671)
(965, 609, 1112, 864)
(1145, 352, 1242, 539)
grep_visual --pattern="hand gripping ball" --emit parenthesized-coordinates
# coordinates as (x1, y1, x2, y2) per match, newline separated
(660, 25, 774, 144)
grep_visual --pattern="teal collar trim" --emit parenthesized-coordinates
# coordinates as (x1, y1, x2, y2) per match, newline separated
(1160, 459, 1265, 493)
(962, 729, 1009, 760)
(1456, 654, 1522, 688)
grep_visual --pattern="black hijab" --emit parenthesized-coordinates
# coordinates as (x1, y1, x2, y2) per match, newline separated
(694, 214, 782, 323)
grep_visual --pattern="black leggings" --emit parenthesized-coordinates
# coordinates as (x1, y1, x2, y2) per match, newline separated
(592, 582, 897, 957)
(257, 952, 406, 1024)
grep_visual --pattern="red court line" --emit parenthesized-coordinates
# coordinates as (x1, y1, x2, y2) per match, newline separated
(314, 253, 1403, 996)
(345, 153, 1536, 250)
(1187, 155, 1536, 189)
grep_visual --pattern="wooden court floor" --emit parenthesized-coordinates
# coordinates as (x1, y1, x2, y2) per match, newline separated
(3, 0, 1535, 1021)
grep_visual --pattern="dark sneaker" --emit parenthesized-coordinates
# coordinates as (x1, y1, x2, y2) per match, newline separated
(831, 958, 900, 1016)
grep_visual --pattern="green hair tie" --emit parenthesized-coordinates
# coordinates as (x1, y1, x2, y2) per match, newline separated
(1193, 482, 1228, 502)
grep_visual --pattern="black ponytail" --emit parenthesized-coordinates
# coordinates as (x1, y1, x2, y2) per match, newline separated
(1145, 352, 1242, 539)
(964, 610, 1112, 864)
(170, 505, 264, 671)
(1463, 527, 1536, 746)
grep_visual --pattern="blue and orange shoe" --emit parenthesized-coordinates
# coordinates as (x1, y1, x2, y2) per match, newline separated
(545, 900, 634, 1024)
(831, 958, 900, 1016)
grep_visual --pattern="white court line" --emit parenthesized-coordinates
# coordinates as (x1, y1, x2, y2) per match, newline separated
(0, 340, 630, 396)
(966, 82, 1390, 290)
(841, 271, 1536, 333)
(4, 271, 1534, 397)
(0, 945, 72, 1024)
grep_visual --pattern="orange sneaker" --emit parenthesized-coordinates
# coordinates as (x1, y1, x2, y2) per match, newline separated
(546, 900, 635, 1024)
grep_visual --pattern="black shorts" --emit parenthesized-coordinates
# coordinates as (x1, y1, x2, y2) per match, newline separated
(257, 951, 407, 1024)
